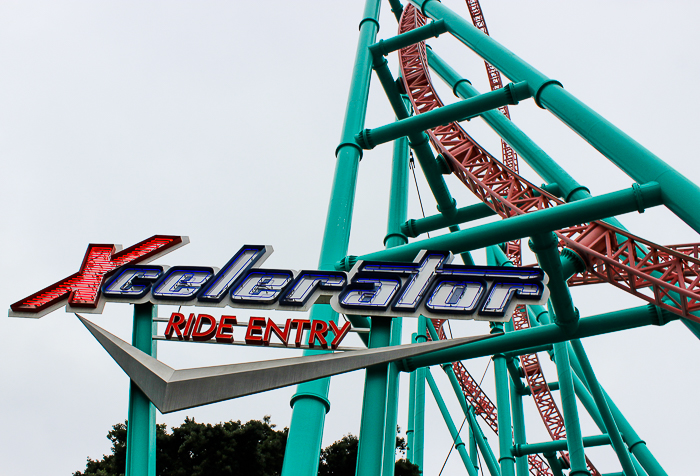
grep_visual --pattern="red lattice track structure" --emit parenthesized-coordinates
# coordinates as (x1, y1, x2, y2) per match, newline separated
(397, 5, 700, 324)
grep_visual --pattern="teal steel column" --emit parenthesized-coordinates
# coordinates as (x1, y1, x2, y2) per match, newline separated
(570, 340, 638, 476)
(411, 0, 700, 234)
(381, 108, 411, 476)
(406, 359, 416, 462)
(281, 1, 380, 475)
(126, 303, 157, 476)
(413, 316, 427, 472)
(509, 367, 527, 476)
(426, 370, 478, 476)
(552, 341, 588, 476)
(356, 318, 392, 476)
(492, 322, 515, 476)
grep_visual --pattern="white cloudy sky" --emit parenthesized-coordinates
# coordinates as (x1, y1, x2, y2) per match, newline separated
(2, 1, 700, 475)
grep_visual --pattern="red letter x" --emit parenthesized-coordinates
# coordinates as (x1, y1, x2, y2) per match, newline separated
(10, 235, 186, 318)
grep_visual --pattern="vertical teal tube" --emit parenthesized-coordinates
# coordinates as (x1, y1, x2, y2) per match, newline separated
(509, 375, 527, 476)
(359, 119, 411, 476)
(406, 358, 416, 462)
(126, 303, 157, 476)
(281, 1, 380, 475)
(356, 318, 392, 476)
(426, 370, 478, 476)
(413, 316, 427, 472)
(382, 108, 411, 476)
(492, 322, 515, 476)
(552, 342, 588, 475)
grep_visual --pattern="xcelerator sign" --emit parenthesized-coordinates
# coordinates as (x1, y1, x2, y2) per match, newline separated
(10, 235, 548, 322)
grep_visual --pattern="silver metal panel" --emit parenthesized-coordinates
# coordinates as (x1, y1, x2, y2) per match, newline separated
(77, 314, 492, 413)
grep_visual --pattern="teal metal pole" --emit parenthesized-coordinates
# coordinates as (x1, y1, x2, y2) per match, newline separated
(337, 182, 662, 267)
(356, 318, 392, 476)
(570, 340, 638, 476)
(492, 322, 516, 476)
(281, 1, 380, 475)
(513, 434, 610, 457)
(411, 0, 700, 234)
(509, 370, 527, 476)
(529, 233, 581, 333)
(543, 452, 566, 476)
(355, 81, 531, 149)
(402, 305, 677, 372)
(406, 358, 416, 462)
(125, 303, 157, 476)
(426, 370, 478, 476)
(413, 316, 427, 473)
(552, 341, 589, 476)
(401, 181, 563, 238)
(381, 109, 411, 476)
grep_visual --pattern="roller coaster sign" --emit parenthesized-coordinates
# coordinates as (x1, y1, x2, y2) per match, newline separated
(9, 235, 548, 322)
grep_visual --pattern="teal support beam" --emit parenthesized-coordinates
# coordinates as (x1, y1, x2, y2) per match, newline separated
(337, 182, 662, 267)
(356, 318, 392, 476)
(403, 202, 494, 238)
(381, 109, 411, 476)
(570, 340, 638, 476)
(512, 434, 611, 457)
(509, 374, 527, 476)
(126, 303, 157, 476)
(282, 1, 381, 474)
(401, 304, 678, 372)
(406, 361, 416, 462)
(388, 0, 403, 22)
(411, 0, 700, 233)
(529, 232, 581, 333)
(426, 370, 478, 476)
(413, 316, 427, 472)
(426, 49, 588, 203)
(492, 321, 516, 476)
(370, 20, 446, 57)
(401, 182, 563, 238)
(552, 342, 588, 475)
(522, 380, 559, 395)
(355, 82, 531, 150)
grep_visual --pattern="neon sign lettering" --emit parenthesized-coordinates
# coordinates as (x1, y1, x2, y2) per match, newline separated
(10, 237, 548, 321)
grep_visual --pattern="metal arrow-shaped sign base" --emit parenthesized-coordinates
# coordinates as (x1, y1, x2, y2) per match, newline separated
(77, 314, 492, 413)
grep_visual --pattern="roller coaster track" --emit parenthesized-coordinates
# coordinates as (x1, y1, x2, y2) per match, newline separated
(397, 5, 700, 324)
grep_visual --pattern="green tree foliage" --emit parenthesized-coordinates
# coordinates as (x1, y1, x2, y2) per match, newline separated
(75, 418, 420, 476)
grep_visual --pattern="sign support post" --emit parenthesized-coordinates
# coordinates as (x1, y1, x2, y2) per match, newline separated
(125, 303, 157, 476)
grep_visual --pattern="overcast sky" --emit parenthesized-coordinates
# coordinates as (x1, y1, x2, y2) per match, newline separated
(2, 1, 700, 475)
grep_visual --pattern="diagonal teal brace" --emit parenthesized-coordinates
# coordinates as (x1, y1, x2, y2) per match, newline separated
(426, 369, 478, 476)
